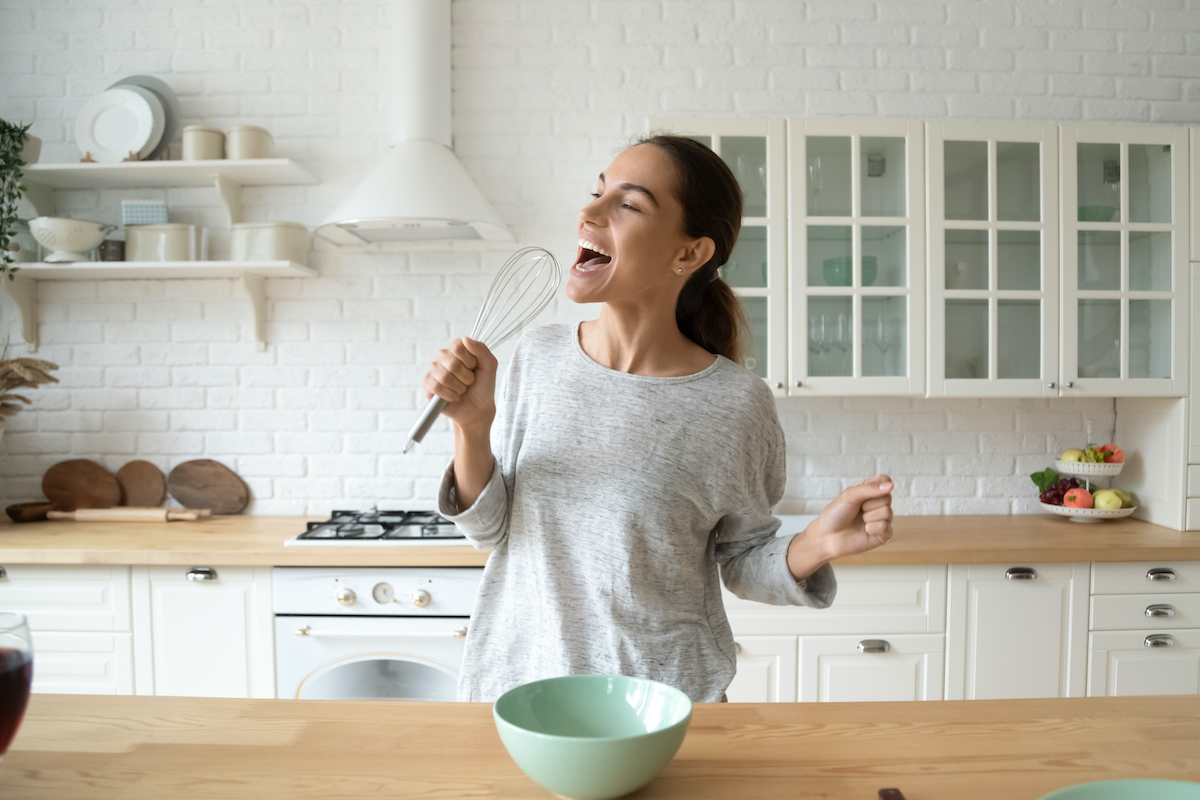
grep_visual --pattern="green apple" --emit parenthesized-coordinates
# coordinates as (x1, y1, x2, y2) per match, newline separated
(1093, 489, 1123, 510)
(1112, 488, 1134, 508)
(1061, 449, 1085, 462)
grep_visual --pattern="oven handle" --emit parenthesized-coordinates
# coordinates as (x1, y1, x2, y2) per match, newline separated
(294, 625, 468, 638)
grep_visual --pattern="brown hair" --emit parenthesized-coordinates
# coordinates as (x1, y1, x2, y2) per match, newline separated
(635, 134, 748, 366)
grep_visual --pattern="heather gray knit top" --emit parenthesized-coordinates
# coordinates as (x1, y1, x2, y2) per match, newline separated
(438, 323, 836, 702)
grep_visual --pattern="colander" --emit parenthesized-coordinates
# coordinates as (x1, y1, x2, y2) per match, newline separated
(29, 217, 117, 263)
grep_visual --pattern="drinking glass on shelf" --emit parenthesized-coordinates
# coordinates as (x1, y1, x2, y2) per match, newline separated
(0, 613, 33, 763)
(832, 312, 850, 373)
(871, 315, 896, 374)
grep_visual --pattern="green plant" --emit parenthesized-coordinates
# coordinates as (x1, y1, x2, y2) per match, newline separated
(0, 118, 34, 282)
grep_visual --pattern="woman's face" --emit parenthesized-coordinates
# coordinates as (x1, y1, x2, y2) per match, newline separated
(567, 144, 702, 306)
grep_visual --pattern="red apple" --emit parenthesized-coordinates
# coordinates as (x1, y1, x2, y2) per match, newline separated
(1097, 443, 1125, 463)
(1064, 487, 1094, 508)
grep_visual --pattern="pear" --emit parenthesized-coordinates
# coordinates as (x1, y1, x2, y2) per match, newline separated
(1111, 488, 1134, 509)
(1093, 489, 1123, 511)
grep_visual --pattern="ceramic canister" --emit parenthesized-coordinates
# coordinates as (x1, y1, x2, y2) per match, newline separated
(230, 222, 309, 266)
(226, 126, 273, 159)
(182, 125, 225, 160)
(126, 224, 201, 261)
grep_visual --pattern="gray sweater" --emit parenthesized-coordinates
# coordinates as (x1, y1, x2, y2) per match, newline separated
(438, 323, 836, 702)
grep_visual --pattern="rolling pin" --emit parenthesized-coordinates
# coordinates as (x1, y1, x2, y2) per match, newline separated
(47, 507, 212, 522)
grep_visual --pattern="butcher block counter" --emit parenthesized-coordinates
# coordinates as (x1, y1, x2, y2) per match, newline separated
(6, 693, 1200, 799)
(1, 514, 1198, 566)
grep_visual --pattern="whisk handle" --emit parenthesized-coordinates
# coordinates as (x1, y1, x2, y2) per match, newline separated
(403, 394, 449, 453)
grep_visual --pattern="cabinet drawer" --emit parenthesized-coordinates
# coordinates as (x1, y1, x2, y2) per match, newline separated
(1091, 593, 1200, 631)
(1092, 562, 1198, 594)
(799, 633, 944, 703)
(723, 565, 946, 635)
(1188, 465, 1200, 494)
(0, 564, 132, 631)
(29, 631, 135, 695)
(1088, 628, 1200, 697)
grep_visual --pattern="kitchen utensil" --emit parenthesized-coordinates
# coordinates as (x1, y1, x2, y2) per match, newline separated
(167, 459, 249, 515)
(125, 223, 202, 261)
(5, 501, 56, 523)
(106, 75, 181, 162)
(1040, 502, 1137, 523)
(47, 507, 208, 522)
(1037, 779, 1200, 800)
(41, 459, 122, 511)
(0, 613, 33, 763)
(121, 199, 168, 226)
(116, 460, 166, 507)
(403, 246, 561, 453)
(226, 125, 273, 159)
(231, 221, 309, 265)
(879, 791, 908, 800)
(75, 86, 164, 162)
(493, 674, 692, 800)
(29, 217, 115, 263)
(182, 125, 225, 160)
(98, 240, 125, 262)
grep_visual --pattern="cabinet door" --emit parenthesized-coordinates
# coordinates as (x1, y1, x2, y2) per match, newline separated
(0, 564, 131, 632)
(726, 635, 797, 703)
(788, 117, 926, 395)
(648, 118, 788, 395)
(29, 631, 134, 695)
(1060, 124, 1189, 397)
(1189, 264, 1200, 464)
(1088, 629, 1200, 697)
(927, 121, 1059, 397)
(132, 566, 274, 698)
(799, 633, 944, 702)
(946, 563, 1089, 700)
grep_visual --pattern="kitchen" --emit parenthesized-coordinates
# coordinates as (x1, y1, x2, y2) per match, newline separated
(2, 0, 1200, 797)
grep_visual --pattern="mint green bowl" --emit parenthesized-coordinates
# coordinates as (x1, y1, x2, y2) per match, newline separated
(493, 674, 693, 800)
(1078, 204, 1116, 222)
(823, 255, 877, 286)
(1037, 780, 1200, 800)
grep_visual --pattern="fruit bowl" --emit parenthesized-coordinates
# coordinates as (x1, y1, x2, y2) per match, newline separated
(1040, 502, 1137, 523)
(1054, 460, 1123, 477)
(29, 217, 115, 263)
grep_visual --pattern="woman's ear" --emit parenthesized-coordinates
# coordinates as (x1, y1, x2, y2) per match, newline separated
(676, 236, 716, 277)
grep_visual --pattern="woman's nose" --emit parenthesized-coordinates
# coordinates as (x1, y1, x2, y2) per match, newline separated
(579, 195, 606, 225)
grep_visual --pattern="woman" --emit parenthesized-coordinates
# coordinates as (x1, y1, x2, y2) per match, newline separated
(427, 135, 894, 703)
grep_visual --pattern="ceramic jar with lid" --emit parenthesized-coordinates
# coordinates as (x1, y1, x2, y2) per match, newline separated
(126, 224, 206, 262)
(226, 126, 273, 160)
(231, 222, 309, 266)
(182, 125, 225, 160)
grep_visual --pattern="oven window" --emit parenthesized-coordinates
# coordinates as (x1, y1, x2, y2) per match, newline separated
(299, 656, 458, 701)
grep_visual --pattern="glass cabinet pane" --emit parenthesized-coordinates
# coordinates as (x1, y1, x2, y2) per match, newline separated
(688, 135, 712, 149)
(1129, 299, 1171, 379)
(862, 226, 906, 287)
(996, 142, 1040, 221)
(808, 225, 852, 287)
(945, 230, 988, 290)
(807, 136, 851, 216)
(1128, 143, 1171, 223)
(724, 136, 768, 218)
(808, 296, 853, 377)
(944, 140, 988, 221)
(1078, 299, 1120, 378)
(1128, 230, 1172, 291)
(1077, 142, 1121, 222)
(997, 300, 1041, 379)
(860, 136, 906, 217)
(997, 230, 1040, 291)
(723, 226, 767, 288)
(862, 296, 906, 377)
(1078, 231, 1120, 290)
(945, 299, 988, 379)
(740, 296, 768, 378)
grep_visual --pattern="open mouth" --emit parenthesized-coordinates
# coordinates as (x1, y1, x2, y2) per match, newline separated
(574, 238, 612, 273)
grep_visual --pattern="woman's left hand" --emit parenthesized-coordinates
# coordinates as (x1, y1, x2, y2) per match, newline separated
(786, 474, 894, 580)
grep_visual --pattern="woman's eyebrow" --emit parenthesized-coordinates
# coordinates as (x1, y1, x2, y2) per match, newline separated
(598, 172, 660, 208)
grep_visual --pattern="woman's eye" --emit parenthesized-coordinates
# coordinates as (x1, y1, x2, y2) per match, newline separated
(621, 204, 640, 212)
(590, 192, 601, 199)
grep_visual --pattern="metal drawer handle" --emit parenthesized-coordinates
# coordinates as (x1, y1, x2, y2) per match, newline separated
(1145, 604, 1176, 617)
(857, 639, 891, 654)
(293, 626, 469, 639)
(186, 567, 218, 582)
(734, 641, 743, 655)
(0, 566, 6, 580)
(1147, 568, 1177, 581)
(1144, 634, 1175, 648)
(1006, 567, 1037, 580)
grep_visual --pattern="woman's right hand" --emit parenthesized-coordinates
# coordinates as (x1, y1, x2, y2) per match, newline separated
(423, 337, 498, 434)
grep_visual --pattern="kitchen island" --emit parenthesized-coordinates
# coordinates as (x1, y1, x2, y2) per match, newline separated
(5, 693, 1199, 799)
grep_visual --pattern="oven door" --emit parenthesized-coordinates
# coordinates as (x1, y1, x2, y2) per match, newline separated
(275, 615, 468, 701)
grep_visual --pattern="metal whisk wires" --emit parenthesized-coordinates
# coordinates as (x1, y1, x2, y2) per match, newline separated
(403, 247, 561, 453)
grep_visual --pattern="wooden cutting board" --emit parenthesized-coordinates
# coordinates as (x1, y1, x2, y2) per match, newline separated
(41, 459, 122, 512)
(167, 459, 249, 515)
(116, 460, 166, 507)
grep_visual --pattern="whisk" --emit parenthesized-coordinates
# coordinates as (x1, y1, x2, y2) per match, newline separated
(403, 246, 561, 454)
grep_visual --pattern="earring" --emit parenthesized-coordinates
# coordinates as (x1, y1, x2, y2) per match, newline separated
(676, 268, 683, 274)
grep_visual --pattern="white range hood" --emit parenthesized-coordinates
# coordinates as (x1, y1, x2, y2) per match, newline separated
(316, 0, 511, 244)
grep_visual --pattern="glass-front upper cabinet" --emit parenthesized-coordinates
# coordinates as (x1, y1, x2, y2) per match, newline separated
(648, 118, 788, 396)
(787, 118, 925, 395)
(926, 122, 1059, 397)
(1061, 124, 1189, 396)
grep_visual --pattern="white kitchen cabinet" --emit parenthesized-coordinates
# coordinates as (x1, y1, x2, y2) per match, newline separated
(945, 563, 1089, 700)
(131, 566, 274, 699)
(788, 117, 926, 395)
(1088, 629, 1200, 697)
(1189, 264, 1200, 467)
(726, 635, 798, 703)
(648, 118, 788, 395)
(799, 633, 944, 703)
(1060, 124, 1190, 397)
(28, 631, 134, 695)
(926, 122, 1060, 397)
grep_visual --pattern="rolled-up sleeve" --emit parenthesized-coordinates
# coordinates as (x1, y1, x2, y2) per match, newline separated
(437, 457, 509, 550)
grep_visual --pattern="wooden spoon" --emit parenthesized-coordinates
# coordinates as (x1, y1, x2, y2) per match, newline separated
(167, 459, 249, 515)
(116, 460, 167, 507)
(42, 459, 122, 512)
(6, 501, 57, 523)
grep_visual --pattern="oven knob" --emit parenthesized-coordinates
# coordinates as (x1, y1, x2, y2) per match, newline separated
(372, 582, 396, 604)
(412, 589, 431, 608)
(336, 588, 357, 606)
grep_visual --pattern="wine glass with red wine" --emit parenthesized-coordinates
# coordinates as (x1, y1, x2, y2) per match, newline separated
(0, 613, 33, 762)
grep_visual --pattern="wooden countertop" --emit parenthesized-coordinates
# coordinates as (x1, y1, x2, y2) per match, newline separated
(6, 693, 1199, 799)
(1, 513, 1198, 567)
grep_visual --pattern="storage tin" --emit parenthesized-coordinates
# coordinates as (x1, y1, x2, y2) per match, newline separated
(231, 222, 309, 266)
(226, 126, 273, 160)
(126, 224, 203, 262)
(181, 125, 225, 160)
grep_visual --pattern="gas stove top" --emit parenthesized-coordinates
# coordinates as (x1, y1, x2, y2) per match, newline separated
(284, 510, 470, 546)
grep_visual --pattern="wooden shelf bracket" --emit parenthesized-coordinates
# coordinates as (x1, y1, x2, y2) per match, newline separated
(3, 276, 39, 352)
(213, 173, 243, 226)
(238, 272, 268, 351)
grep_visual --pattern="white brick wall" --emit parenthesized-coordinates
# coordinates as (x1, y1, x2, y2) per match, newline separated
(1, 0, 1178, 515)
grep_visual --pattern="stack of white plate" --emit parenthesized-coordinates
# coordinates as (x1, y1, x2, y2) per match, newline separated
(75, 75, 181, 163)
